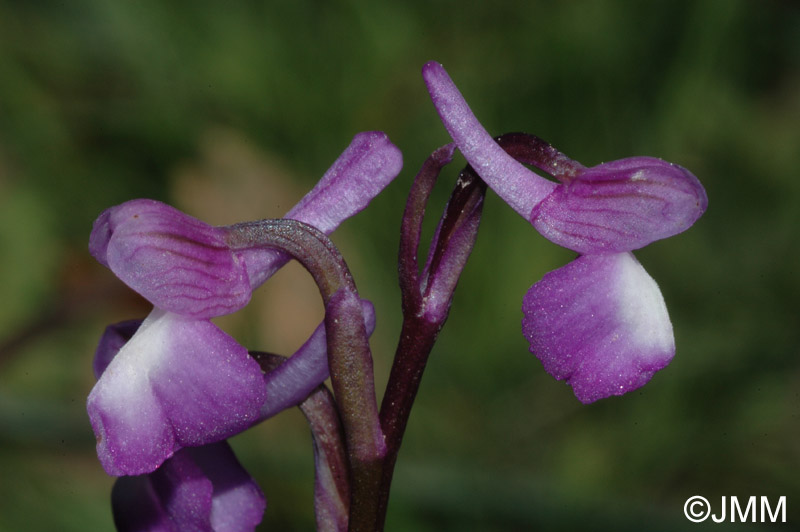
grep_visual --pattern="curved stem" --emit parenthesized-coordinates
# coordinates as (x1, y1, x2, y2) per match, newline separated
(494, 132, 584, 182)
(227, 220, 384, 532)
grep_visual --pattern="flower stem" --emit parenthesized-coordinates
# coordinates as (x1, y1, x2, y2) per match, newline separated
(253, 351, 351, 532)
(228, 220, 384, 532)
(376, 150, 486, 527)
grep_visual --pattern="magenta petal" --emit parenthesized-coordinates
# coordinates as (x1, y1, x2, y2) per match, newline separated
(88, 310, 267, 476)
(531, 157, 708, 253)
(522, 252, 675, 403)
(259, 299, 376, 420)
(90, 199, 252, 319)
(241, 131, 403, 287)
(112, 441, 265, 532)
(422, 61, 557, 218)
(188, 443, 266, 531)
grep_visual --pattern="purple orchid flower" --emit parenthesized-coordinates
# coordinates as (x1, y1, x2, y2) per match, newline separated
(95, 324, 265, 532)
(111, 441, 265, 532)
(422, 61, 707, 403)
(94, 298, 375, 532)
(88, 132, 402, 476)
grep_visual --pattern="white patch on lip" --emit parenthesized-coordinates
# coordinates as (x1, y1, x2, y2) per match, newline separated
(613, 252, 674, 355)
(89, 308, 176, 439)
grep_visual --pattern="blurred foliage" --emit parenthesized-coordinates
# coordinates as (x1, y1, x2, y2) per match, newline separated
(1, 0, 799, 530)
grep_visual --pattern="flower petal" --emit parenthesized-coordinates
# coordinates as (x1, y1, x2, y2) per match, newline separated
(189, 443, 266, 531)
(241, 131, 403, 287)
(90, 199, 252, 319)
(531, 157, 708, 253)
(259, 299, 376, 420)
(112, 441, 265, 532)
(422, 61, 557, 218)
(93, 319, 142, 379)
(522, 252, 674, 403)
(88, 310, 267, 476)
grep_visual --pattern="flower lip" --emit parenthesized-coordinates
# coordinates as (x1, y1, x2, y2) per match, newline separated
(111, 441, 265, 532)
(88, 309, 267, 476)
(522, 252, 675, 403)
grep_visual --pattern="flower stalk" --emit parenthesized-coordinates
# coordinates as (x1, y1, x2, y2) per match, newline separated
(253, 352, 350, 532)
(377, 148, 487, 527)
(226, 219, 385, 531)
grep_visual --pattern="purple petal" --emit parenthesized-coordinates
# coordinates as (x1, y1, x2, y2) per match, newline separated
(259, 299, 376, 420)
(148, 450, 213, 531)
(422, 61, 557, 218)
(522, 252, 674, 403)
(531, 157, 708, 253)
(88, 310, 267, 476)
(112, 441, 265, 532)
(90, 199, 252, 319)
(93, 319, 142, 379)
(240, 131, 403, 288)
(111, 475, 176, 532)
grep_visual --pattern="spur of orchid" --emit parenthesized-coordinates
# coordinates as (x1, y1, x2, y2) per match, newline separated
(87, 62, 706, 531)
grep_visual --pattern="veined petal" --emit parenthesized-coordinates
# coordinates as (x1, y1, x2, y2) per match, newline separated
(90, 199, 251, 319)
(88, 310, 267, 476)
(241, 131, 403, 287)
(422, 61, 557, 218)
(112, 441, 265, 532)
(531, 157, 708, 253)
(522, 252, 674, 403)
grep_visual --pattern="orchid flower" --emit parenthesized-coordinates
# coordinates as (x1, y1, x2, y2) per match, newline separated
(423, 61, 707, 403)
(94, 296, 376, 532)
(110, 442, 265, 532)
(88, 132, 402, 476)
(93, 324, 265, 532)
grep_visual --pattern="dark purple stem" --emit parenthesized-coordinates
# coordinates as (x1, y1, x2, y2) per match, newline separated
(376, 150, 486, 528)
(495, 132, 585, 182)
(227, 220, 384, 532)
(398, 143, 456, 313)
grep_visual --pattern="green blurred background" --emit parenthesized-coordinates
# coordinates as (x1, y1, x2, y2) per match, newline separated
(1, 0, 798, 530)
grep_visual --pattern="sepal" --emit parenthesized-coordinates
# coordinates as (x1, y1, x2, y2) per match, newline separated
(90, 199, 251, 319)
